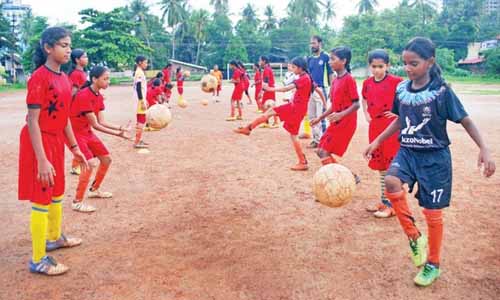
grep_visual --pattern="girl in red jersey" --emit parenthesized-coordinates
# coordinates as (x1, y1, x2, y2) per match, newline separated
(176, 67, 185, 105)
(68, 49, 88, 95)
(70, 66, 131, 213)
(259, 55, 279, 128)
(234, 57, 325, 171)
(19, 27, 88, 275)
(68, 49, 89, 176)
(252, 63, 263, 112)
(226, 60, 244, 121)
(311, 47, 361, 183)
(238, 61, 252, 105)
(162, 63, 173, 103)
(362, 49, 403, 218)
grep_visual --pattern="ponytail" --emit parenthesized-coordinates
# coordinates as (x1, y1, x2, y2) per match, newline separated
(33, 27, 71, 70)
(68, 49, 86, 75)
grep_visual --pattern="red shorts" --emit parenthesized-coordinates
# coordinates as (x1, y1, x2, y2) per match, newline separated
(217, 84, 222, 92)
(18, 126, 65, 205)
(368, 116, 400, 170)
(263, 91, 276, 102)
(74, 130, 109, 160)
(137, 114, 146, 124)
(255, 86, 262, 100)
(319, 118, 357, 157)
(231, 87, 243, 101)
(177, 86, 184, 95)
(273, 103, 307, 135)
(165, 89, 172, 98)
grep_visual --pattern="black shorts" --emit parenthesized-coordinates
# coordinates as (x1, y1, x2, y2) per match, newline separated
(387, 147, 452, 209)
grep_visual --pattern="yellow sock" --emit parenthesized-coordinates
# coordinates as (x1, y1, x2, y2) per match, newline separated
(47, 195, 63, 242)
(303, 117, 312, 136)
(178, 95, 183, 103)
(30, 204, 49, 263)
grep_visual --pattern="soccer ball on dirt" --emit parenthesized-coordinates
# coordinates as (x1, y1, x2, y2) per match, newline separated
(201, 74, 218, 93)
(183, 70, 191, 78)
(264, 100, 275, 110)
(178, 100, 189, 108)
(201, 99, 209, 106)
(313, 163, 356, 208)
(146, 104, 172, 129)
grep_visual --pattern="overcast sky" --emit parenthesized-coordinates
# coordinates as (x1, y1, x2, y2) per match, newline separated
(22, 0, 404, 30)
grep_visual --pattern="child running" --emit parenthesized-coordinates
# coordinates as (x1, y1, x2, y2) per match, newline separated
(68, 48, 89, 175)
(364, 37, 496, 286)
(362, 49, 403, 218)
(133, 55, 149, 149)
(252, 63, 263, 112)
(234, 57, 325, 171)
(70, 66, 131, 213)
(226, 60, 244, 121)
(311, 46, 361, 183)
(19, 27, 88, 275)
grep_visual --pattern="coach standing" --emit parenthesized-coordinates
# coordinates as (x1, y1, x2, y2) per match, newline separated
(306, 35, 334, 148)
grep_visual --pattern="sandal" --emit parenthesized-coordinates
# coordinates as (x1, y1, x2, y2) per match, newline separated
(46, 234, 82, 252)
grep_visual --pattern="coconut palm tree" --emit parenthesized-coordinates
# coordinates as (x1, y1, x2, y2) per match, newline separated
(357, 0, 379, 14)
(210, 0, 229, 15)
(323, 0, 335, 24)
(159, 0, 188, 59)
(263, 5, 277, 31)
(190, 9, 210, 64)
(409, 0, 437, 25)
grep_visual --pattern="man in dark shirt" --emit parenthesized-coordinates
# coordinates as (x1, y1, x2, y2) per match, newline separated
(306, 35, 334, 148)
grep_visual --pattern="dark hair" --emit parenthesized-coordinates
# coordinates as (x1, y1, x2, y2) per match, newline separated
(331, 46, 352, 73)
(82, 66, 108, 89)
(155, 72, 163, 79)
(253, 63, 260, 69)
(165, 82, 174, 89)
(33, 27, 71, 70)
(165, 63, 172, 68)
(404, 37, 445, 88)
(368, 49, 390, 64)
(133, 55, 147, 74)
(291, 56, 314, 95)
(176, 67, 181, 73)
(229, 60, 238, 67)
(237, 61, 245, 69)
(311, 35, 323, 44)
(260, 55, 269, 64)
(68, 49, 86, 75)
(152, 78, 161, 87)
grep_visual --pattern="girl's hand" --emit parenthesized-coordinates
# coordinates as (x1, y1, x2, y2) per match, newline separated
(72, 149, 89, 174)
(478, 148, 496, 177)
(122, 120, 133, 132)
(119, 130, 132, 140)
(310, 118, 320, 127)
(383, 111, 397, 119)
(262, 83, 269, 91)
(363, 141, 380, 161)
(37, 159, 56, 187)
(327, 112, 344, 123)
(364, 112, 372, 123)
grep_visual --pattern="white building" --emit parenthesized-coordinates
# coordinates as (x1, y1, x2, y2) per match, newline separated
(1, 0, 31, 38)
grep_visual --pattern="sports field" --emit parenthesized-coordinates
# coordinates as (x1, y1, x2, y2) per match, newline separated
(0, 82, 499, 299)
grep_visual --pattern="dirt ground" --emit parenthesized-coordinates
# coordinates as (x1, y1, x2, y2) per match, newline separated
(0, 82, 499, 300)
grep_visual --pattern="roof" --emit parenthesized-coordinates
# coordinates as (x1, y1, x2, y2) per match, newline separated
(458, 57, 485, 65)
(169, 59, 207, 71)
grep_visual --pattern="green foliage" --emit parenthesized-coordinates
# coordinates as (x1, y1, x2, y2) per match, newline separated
(20, 15, 49, 72)
(201, 12, 232, 68)
(483, 48, 500, 76)
(73, 8, 151, 71)
(435, 48, 455, 72)
(223, 35, 248, 66)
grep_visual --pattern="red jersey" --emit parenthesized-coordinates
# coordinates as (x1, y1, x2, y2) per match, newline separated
(68, 68, 87, 89)
(25, 65, 73, 134)
(162, 68, 171, 83)
(362, 74, 403, 119)
(240, 68, 250, 90)
(330, 72, 359, 125)
(70, 86, 105, 133)
(262, 65, 275, 101)
(232, 68, 244, 90)
(291, 73, 312, 113)
(254, 69, 262, 87)
(176, 72, 184, 87)
(147, 85, 163, 106)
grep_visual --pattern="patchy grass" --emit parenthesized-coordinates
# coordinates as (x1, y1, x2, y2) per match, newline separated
(0, 83, 26, 93)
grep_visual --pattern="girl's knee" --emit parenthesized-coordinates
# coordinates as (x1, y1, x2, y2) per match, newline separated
(100, 155, 112, 166)
(385, 175, 403, 193)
